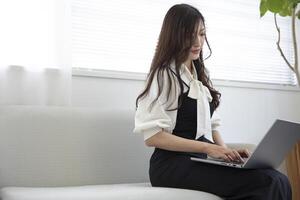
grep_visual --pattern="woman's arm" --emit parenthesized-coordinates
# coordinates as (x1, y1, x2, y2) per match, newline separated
(145, 130, 210, 152)
(212, 130, 227, 148)
(146, 130, 244, 162)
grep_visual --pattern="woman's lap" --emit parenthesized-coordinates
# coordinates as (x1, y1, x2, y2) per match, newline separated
(150, 155, 291, 200)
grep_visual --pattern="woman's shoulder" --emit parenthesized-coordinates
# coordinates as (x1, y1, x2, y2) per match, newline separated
(145, 68, 178, 98)
(147, 66, 177, 84)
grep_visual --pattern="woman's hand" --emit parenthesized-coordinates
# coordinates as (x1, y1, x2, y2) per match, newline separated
(236, 148, 251, 158)
(205, 144, 245, 163)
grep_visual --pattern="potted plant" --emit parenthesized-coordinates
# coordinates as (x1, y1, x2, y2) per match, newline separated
(260, 0, 300, 85)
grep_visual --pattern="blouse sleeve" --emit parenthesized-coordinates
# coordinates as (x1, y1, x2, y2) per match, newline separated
(211, 108, 221, 133)
(133, 72, 173, 141)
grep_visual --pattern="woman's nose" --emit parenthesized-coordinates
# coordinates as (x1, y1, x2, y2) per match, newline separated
(194, 36, 202, 46)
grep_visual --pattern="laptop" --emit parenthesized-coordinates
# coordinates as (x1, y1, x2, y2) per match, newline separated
(191, 119, 300, 169)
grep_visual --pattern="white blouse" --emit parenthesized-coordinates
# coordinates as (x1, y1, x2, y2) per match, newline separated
(134, 61, 221, 141)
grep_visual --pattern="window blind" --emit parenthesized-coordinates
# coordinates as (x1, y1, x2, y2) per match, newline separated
(71, 0, 296, 85)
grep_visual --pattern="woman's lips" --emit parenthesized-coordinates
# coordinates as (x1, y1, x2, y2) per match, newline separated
(191, 49, 201, 54)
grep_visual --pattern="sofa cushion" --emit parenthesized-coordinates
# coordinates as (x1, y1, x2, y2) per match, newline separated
(0, 106, 152, 187)
(1, 183, 222, 200)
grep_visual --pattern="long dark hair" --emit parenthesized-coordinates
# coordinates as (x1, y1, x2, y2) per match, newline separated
(136, 4, 221, 111)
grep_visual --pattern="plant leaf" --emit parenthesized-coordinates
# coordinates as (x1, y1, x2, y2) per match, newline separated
(297, 9, 300, 19)
(260, 0, 268, 17)
(287, 0, 300, 4)
(266, 0, 285, 13)
(279, 1, 293, 16)
(287, 0, 300, 9)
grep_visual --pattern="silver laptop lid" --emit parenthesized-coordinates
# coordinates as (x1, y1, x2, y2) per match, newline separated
(244, 119, 300, 169)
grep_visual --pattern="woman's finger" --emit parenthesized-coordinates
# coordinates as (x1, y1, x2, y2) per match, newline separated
(226, 149, 239, 161)
(244, 149, 251, 157)
(223, 155, 231, 162)
(232, 150, 244, 162)
(226, 154, 234, 162)
(238, 149, 250, 158)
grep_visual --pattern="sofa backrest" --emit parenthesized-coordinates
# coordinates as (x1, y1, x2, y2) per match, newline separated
(0, 106, 151, 187)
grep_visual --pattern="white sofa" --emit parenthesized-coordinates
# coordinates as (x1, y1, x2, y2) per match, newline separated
(0, 105, 259, 200)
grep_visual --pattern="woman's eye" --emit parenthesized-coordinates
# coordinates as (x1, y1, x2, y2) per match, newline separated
(192, 32, 205, 41)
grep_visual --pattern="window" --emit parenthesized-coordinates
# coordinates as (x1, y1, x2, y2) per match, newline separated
(0, 0, 64, 71)
(71, 0, 295, 85)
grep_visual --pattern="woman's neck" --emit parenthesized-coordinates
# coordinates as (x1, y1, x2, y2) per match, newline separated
(184, 59, 193, 74)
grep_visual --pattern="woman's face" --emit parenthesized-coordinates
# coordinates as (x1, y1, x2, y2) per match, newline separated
(187, 23, 206, 61)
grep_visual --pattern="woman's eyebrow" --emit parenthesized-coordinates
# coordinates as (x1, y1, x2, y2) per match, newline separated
(194, 28, 206, 34)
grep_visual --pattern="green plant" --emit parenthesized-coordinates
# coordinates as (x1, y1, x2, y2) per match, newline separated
(260, 0, 300, 86)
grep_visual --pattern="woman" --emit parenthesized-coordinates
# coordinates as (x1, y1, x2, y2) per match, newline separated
(134, 4, 291, 200)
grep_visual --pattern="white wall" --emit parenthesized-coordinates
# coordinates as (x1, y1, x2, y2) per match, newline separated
(72, 75, 300, 145)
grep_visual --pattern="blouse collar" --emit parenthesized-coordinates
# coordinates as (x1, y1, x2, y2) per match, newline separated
(170, 60, 213, 102)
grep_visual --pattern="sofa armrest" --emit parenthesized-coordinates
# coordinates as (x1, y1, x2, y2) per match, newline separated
(226, 143, 256, 152)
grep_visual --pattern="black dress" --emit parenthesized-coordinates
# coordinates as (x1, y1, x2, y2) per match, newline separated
(149, 81, 292, 200)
